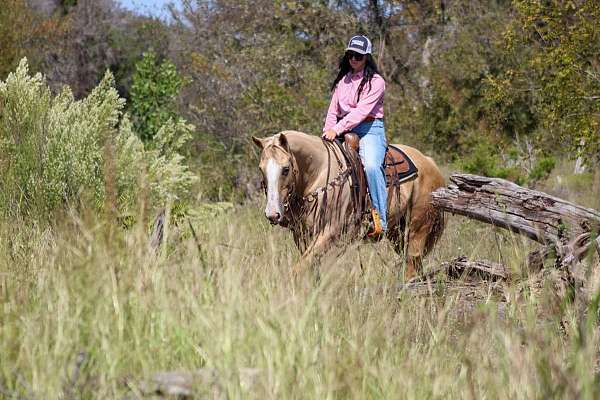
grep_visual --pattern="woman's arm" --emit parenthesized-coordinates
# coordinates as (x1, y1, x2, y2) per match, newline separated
(323, 87, 339, 133)
(331, 76, 385, 135)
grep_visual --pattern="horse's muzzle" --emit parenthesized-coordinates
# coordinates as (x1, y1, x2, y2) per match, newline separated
(266, 212, 282, 225)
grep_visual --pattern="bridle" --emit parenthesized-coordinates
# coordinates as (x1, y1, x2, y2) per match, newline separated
(263, 140, 350, 227)
(260, 143, 299, 226)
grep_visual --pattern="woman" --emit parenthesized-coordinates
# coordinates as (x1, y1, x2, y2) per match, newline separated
(322, 35, 387, 237)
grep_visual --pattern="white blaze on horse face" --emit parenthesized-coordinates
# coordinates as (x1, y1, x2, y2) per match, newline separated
(265, 158, 283, 219)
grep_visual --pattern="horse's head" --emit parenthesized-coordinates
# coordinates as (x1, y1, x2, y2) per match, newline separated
(252, 133, 297, 225)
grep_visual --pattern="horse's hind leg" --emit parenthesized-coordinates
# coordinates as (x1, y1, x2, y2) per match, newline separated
(387, 220, 420, 280)
(404, 203, 440, 278)
(388, 203, 433, 280)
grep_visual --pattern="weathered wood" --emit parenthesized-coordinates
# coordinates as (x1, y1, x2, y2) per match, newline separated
(431, 174, 600, 278)
(431, 174, 600, 245)
(526, 245, 555, 272)
(415, 256, 508, 282)
(138, 368, 260, 398)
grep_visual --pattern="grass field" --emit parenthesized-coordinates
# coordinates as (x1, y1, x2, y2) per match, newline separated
(1, 164, 600, 399)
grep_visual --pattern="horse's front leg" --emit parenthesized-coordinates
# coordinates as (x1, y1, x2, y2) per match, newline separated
(292, 230, 337, 277)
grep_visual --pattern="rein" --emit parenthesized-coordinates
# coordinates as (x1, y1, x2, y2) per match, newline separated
(281, 140, 349, 227)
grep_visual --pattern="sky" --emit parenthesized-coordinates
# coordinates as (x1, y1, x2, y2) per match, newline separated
(116, 0, 181, 19)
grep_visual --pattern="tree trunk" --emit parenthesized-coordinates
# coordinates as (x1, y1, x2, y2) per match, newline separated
(431, 174, 600, 270)
(431, 174, 600, 245)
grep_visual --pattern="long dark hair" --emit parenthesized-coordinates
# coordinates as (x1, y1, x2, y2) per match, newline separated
(330, 53, 381, 102)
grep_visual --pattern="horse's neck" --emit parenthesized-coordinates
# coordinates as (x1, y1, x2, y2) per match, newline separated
(285, 132, 341, 197)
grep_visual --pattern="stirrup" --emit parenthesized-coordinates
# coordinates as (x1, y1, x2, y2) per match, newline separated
(367, 209, 384, 239)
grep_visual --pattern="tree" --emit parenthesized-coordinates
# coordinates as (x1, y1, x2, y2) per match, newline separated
(0, 0, 66, 80)
(129, 51, 184, 142)
(487, 0, 600, 164)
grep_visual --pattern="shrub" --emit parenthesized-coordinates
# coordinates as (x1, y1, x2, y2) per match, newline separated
(459, 141, 524, 184)
(128, 51, 184, 143)
(0, 59, 196, 221)
(529, 157, 557, 183)
(458, 137, 558, 186)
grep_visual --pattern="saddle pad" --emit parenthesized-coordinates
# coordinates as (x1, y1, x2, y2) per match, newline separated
(384, 145, 418, 186)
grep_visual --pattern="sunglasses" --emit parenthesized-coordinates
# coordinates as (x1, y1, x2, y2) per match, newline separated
(346, 51, 365, 61)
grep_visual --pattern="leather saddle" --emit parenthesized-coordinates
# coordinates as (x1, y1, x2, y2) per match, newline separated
(338, 132, 418, 214)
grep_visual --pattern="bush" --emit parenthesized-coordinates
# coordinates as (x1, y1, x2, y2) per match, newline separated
(193, 133, 245, 201)
(529, 157, 556, 183)
(458, 137, 557, 186)
(459, 142, 524, 184)
(0, 59, 196, 220)
(129, 51, 184, 143)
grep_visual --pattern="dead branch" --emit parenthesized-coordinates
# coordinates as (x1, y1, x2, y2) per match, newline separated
(416, 256, 507, 282)
(431, 174, 600, 244)
(431, 174, 600, 273)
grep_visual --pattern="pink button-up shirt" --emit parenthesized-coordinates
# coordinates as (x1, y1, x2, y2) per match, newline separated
(323, 69, 385, 135)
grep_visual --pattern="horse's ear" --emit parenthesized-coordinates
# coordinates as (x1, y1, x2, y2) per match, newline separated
(252, 136, 265, 149)
(278, 133, 290, 152)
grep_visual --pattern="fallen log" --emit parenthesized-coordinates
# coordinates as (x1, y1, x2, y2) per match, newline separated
(431, 174, 600, 244)
(355, 257, 507, 301)
(431, 174, 600, 270)
(135, 368, 260, 398)
(415, 256, 508, 282)
(526, 245, 555, 272)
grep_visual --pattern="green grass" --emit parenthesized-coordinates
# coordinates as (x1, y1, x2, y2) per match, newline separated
(1, 173, 600, 398)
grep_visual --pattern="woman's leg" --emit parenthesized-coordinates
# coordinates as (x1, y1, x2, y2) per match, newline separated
(358, 127, 388, 231)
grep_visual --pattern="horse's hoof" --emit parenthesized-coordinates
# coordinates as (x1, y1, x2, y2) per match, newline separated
(404, 267, 417, 281)
(366, 230, 385, 241)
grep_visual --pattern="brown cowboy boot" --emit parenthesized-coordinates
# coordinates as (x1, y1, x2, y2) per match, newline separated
(367, 209, 384, 239)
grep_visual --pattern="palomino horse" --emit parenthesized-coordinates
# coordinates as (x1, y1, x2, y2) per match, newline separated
(252, 130, 445, 279)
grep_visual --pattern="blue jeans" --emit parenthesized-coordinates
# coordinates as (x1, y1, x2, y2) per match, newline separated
(351, 119, 388, 231)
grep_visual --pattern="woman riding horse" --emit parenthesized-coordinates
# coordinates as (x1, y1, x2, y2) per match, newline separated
(253, 37, 446, 279)
(322, 35, 387, 238)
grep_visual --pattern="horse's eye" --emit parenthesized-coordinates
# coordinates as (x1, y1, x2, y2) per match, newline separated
(282, 167, 290, 176)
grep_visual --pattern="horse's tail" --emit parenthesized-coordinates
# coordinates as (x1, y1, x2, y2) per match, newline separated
(420, 156, 446, 254)
(424, 203, 445, 254)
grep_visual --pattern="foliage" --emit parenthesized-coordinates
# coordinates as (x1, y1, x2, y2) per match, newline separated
(34, 0, 171, 99)
(459, 139, 557, 185)
(9, 0, 600, 196)
(529, 156, 556, 183)
(487, 0, 600, 163)
(0, 59, 196, 220)
(0, 0, 33, 78)
(169, 0, 355, 198)
(129, 51, 185, 142)
(192, 133, 247, 201)
(110, 18, 172, 98)
(459, 141, 524, 184)
(0, 0, 67, 80)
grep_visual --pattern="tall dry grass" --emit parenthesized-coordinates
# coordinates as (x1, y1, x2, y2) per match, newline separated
(1, 168, 600, 399)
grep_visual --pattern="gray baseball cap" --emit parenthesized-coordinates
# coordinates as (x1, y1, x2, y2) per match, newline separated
(345, 35, 372, 55)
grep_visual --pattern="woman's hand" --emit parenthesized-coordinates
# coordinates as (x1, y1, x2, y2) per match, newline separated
(321, 129, 338, 142)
